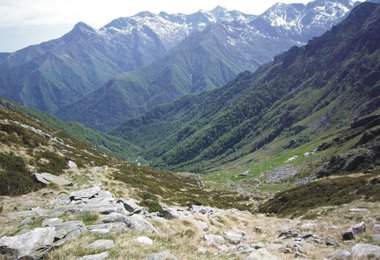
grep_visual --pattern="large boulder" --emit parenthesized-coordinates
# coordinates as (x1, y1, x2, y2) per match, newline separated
(0, 227, 55, 259)
(352, 243, 380, 259)
(33, 172, 72, 186)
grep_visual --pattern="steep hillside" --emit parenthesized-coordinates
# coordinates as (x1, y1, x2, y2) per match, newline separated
(57, 23, 296, 130)
(112, 2, 380, 171)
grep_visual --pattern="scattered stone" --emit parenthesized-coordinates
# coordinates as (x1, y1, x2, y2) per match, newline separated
(42, 218, 63, 227)
(50, 197, 71, 207)
(224, 230, 246, 244)
(352, 222, 366, 234)
(204, 234, 225, 245)
(191, 205, 220, 216)
(54, 221, 87, 246)
(102, 213, 157, 233)
(327, 249, 351, 259)
(352, 243, 380, 259)
(349, 208, 369, 213)
(285, 155, 298, 163)
(196, 221, 209, 231)
(0, 227, 55, 259)
(69, 186, 101, 200)
(266, 243, 284, 251)
(159, 207, 180, 220)
(134, 236, 153, 245)
(67, 160, 78, 169)
(79, 251, 109, 260)
(128, 215, 158, 233)
(146, 251, 177, 260)
(237, 170, 249, 177)
(86, 240, 115, 250)
(374, 224, 380, 233)
(343, 222, 366, 240)
(117, 199, 142, 213)
(33, 172, 72, 186)
(87, 222, 128, 234)
(301, 223, 316, 230)
(373, 234, 380, 241)
(197, 247, 208, 254)
(253, 226, 264, 234)
(245, 248, 277, 260)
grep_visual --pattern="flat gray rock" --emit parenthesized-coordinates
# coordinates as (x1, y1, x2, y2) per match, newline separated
(33, 172, 72, 186)
(86, 239, 115, 250)
(0, 227, 55, 260)
(79, 251, 109, 260)
(352, 243, 380, 259)
(70, 186, 101, 200)
(54, 221, 87, 246)
(87, 222, 128, 234)
(42, 218, 63, 227)
(224, 230, 246, 244)
(102, 213, 157, 233)
(146, 251, 177, 260)
(204, 234, 225, 245)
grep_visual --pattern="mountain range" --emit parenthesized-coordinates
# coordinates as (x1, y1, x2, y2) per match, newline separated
(111, 2, 380, 171)
(0, 0, 358, 130)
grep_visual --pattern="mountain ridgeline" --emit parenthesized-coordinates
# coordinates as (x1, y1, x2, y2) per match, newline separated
(112, 2, 380, 171)
(0, 0, 357, 130)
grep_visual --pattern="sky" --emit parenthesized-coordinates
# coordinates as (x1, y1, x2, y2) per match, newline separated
(0, 0, 314, 52)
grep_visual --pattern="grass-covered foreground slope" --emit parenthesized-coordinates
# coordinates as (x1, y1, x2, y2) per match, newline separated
(112, 2, 380, 172)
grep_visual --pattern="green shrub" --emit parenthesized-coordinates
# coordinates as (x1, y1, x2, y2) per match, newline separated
(0, 171, 43, 196)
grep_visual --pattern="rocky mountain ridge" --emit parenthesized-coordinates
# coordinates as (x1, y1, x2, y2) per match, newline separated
(0, 0, 358, 122)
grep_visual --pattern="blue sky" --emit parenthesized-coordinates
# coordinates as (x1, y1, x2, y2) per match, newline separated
(0, 0, 314, 52)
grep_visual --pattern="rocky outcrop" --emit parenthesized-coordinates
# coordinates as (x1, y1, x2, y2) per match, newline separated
(0, 227, 55, 259)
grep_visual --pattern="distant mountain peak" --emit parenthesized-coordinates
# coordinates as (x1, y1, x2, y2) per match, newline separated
(72, 22, 97, 33)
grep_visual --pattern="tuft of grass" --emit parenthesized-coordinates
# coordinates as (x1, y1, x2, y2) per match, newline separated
(74, 212, 99, 225)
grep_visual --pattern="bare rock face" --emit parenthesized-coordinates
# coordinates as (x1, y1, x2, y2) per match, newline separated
(0, 227, 56, 259)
